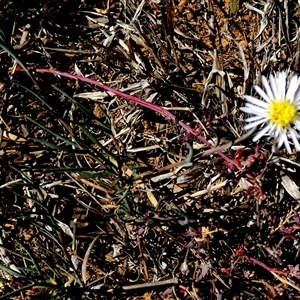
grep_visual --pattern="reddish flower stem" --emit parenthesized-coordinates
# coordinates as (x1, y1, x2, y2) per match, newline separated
(36, 68, 240, 168)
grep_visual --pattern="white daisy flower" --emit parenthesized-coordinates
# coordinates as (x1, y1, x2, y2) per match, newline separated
(241, 71, 300, 154)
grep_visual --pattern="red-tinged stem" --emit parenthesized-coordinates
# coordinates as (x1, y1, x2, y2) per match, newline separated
(246, 256, 285, 275)
(36, 68, 239, 168)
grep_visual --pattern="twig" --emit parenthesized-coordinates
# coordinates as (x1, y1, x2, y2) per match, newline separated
(121, 277, 178, 291)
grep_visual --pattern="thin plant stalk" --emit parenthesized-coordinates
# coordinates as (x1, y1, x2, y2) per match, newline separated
(36, 69, 240, 169)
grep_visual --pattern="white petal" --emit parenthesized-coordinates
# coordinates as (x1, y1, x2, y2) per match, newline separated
(273, 127, 283, 141)
(277, 131, 287, 148)
(292, 129, 300, 138)
(254, 85, 271, 103)
(252, 124, 272, 141)
(270, 123, 281, 137)
(244, 119, 267, 129)
(269, 74, 279, 99)
(294, 120, 300, 131)
(294, 88, 300, 103)
(262, 76, 274, 100)
(290, 129, 300, 151)
(245, 115, 268, 122)
(283, 138, 292, 154)
(240, 106, 268, 116)
(277, 72, 287, 99)
(244, 95, 269, 108)
(286, 75, 299, 100)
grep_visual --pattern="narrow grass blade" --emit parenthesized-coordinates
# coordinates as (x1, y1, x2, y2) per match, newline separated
(10, 80, 53, 111)
(55, 264, 82, 285)
(15, 240, 42, 276)
(9, 165, 45, 201)
(32, 223, 62, 247)
(75, 170, 113, 179)
(82, 235, 100, 284)
(11, 80, 90, 140)
(52, 85, 111, 132)
(78, 124, 118, 168)
(28, 167, 100, 172)
(0, 31, 40, 89)
(0, 263, 26, 279)
(9, 165, 32, 184)
(26, 116, 84, 150)
(29, 137, 73, 152)
(0, 283, 35, 299)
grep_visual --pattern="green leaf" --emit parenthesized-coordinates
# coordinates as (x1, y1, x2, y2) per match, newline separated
(79, 124, 118, 168)
(29, 137, 73, 152)
(0, 263, 26, 279)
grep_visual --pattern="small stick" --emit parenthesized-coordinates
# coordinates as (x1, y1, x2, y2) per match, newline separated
(121, 277, 179, 291)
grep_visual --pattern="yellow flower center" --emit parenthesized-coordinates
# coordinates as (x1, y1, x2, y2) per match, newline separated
(268, 100, 298, 128)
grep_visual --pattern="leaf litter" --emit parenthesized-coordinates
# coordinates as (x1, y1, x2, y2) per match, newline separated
(1, 0, 300, 299)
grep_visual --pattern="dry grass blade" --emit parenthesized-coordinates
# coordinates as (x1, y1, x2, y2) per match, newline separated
(122, 277, 178, 291)
(81, 235, 100, 284)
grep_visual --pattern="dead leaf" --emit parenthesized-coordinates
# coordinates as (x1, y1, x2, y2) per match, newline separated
(3, 130, 27, 142)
